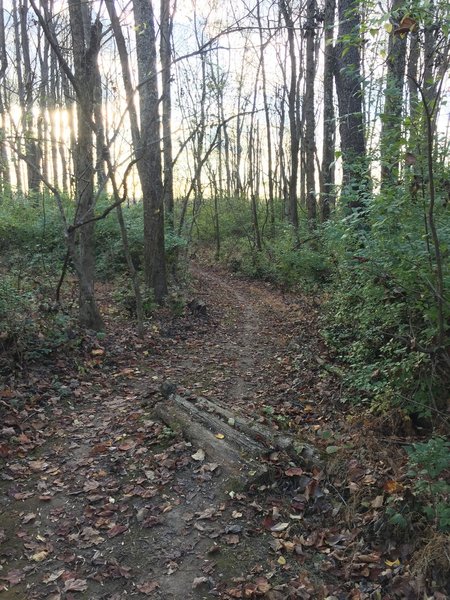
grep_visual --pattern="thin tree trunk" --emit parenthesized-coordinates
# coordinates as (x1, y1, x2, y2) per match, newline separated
(257, 2, 275, 234)
(20, 0, 40, 195)
(305, 0, 317, 225)
(107, 0, 167, 302)
(0, 1, 10, 195)
(280, 0, 300, 229)
(320, 0, 336, 221)
(160, 0, 175, 228)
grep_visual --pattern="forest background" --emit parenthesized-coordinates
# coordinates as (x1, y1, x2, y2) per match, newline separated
(0, 0, 449, 555)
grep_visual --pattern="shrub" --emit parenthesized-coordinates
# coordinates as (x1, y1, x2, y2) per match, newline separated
(386, 438, 450, 533)
(322, 179, 450, 418)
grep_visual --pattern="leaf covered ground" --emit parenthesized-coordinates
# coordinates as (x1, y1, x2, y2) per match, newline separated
(0, 260, 448, 599)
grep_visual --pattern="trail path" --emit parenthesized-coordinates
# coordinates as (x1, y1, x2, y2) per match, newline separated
(1, 262, 433, 599)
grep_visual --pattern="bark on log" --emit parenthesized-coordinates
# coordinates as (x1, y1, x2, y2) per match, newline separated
(154, 389, 322, 483)
(153, 394, 266, 478)
(190, 395, 320, 469)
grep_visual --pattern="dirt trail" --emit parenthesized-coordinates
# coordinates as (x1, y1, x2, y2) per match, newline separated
(3, 263, 444, 599)
(1, 263, 319, 600)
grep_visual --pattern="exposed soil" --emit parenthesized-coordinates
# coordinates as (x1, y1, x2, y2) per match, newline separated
(0, 260, 448, 599)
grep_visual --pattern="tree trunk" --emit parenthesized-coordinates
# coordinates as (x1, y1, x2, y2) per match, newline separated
(133, 0, 167, 302)
(334, 0, 369, 211)
(68, 0, 104, 330)
(20, 0, 40, 196)
(280, 0, 300, 229)
(257, 1, 275, 234)
(154, 391, 321, 478)
(380, 0, 407, 188)
(320, 0, 336, 221)
(160, 0, 175, 229)
(0, 0, 10, 195)
(305, 0, 317, 225)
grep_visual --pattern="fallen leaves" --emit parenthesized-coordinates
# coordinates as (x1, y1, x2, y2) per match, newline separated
(0, 569, 26, 586)
(191, 448, 206, 461)
(0, 265, 444, 600)
(137, 579, 159, 594)
(63, 578, 88, 592)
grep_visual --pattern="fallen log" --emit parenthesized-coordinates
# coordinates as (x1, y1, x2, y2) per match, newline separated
(153, 388, 322, 484)
(153, 393, 267, 479)
(188, 395, 320, 470)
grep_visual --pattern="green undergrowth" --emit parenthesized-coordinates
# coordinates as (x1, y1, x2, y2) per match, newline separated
(0, 193, 188, 375)
(0, 272, 79, 376)
(322, 185, 449, 423)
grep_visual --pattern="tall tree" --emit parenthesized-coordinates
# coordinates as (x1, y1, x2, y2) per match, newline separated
(320, 0, 336, 220)
(257, 0, 275, 232)
(133, 0, 167, 302)
(280, 0, 301, 229)
(160, 0, 175, 228)
(334, 0, 368, 210)
(67, 0, 104, 329)
(380, 0, 407, 188)
(304, 0, 317, 224)
(0, 0, 10, 195)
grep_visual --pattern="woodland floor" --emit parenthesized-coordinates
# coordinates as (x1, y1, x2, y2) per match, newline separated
(0, 259, 448, 600)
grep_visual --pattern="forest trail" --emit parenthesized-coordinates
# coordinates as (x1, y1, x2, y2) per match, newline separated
(0, 262, 432, 599)
(1, 262, 329, 600)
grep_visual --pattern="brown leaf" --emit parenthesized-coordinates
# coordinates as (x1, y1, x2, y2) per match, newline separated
(196, 507, 216, 520)
(394, 16, 418, 35)
(0, 569, 26, 585)
(107, 524, 128, 538)
(371, 495, 384, 508)
(118, 440, 136, 451)
(22, 512, 37, 524)
(42, 569, 65, 584)
(0, 444, 10, 458)
(224, 534, 240, 545)
(358, 552, 381, 564)
(63, 578, 88, 592)
(383, 480, 403, 494)
(89, 443, 109, 456)
(226, 588, 243, 598)
(91, 348, 104, 356)
(137, 580, 159, 594)
(28, 460, 48, 472)
(83, 480, 100, 492)
(192, 577, 209, 589)
(270, 522, 289, 532)
(31, 550, 49, 562)
(285, 467, 304, 477)
(255, 577, 271, 593)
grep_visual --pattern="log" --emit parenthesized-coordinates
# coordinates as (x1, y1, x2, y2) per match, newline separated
(153, 394, 268, 479)
(153, 388, 322, 483)
(183, 395, 321, 470)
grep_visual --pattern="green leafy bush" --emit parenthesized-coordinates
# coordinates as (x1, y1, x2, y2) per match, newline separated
(0, 194, 67, 272)
(322, 177, 450, 417)
(406, 436, 450, 531)
(0, 273, 77, 373)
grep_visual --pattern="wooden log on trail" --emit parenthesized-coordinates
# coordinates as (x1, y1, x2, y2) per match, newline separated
(188, 395, 321, 470)
(153, 393, 267, 478)
(153, 385, 321, 482)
